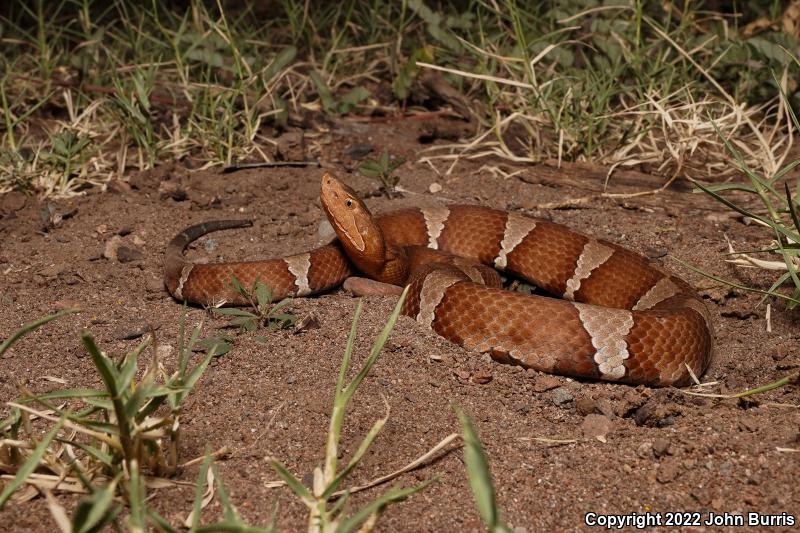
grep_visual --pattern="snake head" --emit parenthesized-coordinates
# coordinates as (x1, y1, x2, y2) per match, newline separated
(320, 172, 387, 274)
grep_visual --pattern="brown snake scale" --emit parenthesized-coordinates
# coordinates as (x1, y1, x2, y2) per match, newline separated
(165, 177, 713, 387)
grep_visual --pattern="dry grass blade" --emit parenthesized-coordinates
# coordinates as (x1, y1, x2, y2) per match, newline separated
(331, 432, 459, 496)
(44, 488, 71, 533)
(680, 371, 800, 399)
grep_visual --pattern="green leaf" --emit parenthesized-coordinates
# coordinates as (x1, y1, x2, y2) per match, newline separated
(337, 86, 370, 114)
(0, 418, 65, 509)
(264, 46, 297, 81)
(213, 308, 258, 318)
(230, 276, 246, 297)
(197, 338, 232, 357)
(269, 297, 293, 316)
(255, 282, 272, 310)
(358, 161, 382, 178)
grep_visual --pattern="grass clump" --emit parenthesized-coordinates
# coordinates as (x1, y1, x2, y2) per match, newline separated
(0, 309, 219, 529)
(685, 51, 800, 311)
(2, 2, 798, 197)
(418, 2, 799, 184)
(0, 290, 458, 531)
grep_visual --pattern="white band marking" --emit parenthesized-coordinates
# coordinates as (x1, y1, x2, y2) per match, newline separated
(416, 270, 463, 329)
(421, 207, 450, 249)
(633, 277, 679, 311)
(563, 240, 614, 301)
(573, 303, 634, 380)
(175, 264, 194, 300)
(493, 213, 537, 270)
(284, 253, 312, 296)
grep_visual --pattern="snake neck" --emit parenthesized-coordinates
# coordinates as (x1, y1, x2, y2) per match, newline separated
(320, 172, 409, 285)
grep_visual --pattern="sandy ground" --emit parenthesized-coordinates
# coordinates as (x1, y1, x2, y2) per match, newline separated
(1, 118, 798, 531)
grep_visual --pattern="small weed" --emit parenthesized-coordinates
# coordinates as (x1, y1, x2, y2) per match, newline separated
(269, 288, 435, 531)
(212, 276, 296, 334)
(359, 151, 406, 197)
(310, 71, 371, 115)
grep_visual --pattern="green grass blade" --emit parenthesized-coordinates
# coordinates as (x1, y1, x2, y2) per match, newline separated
(190, 452, 215, 531)
(455, 406, 512, 533)
(673, 257, 800, 305)
(20, 388, 109, 402)
(72, 473, 122, 533)
(785, 183, 800, 237)
(147, 508, 179, 533)
(81, 332, 119, 397)
(309, 70, 335, 114)
(55, 438, 113, 467)
(264, 46, 297, 81)
(341, 287, 408, 403)
(212, 463, 239, 523)
(0, 418, 65, 509)
(269, 459, 313, 504)
(337, 479, 435, 533)
(195, 522, 275, 533)
(0, 310, 74, 357)
(127, 460, 146, 533)
(321, 406, 388, 499)
(213, 308, 258, 318)
(117, 342, 147, 392)
(173, 346, 215, 405)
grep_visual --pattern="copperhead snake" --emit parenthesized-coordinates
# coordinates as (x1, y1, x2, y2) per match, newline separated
(164, 173, 713, 386)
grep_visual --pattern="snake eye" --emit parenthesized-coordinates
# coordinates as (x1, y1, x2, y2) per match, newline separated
(346, 199, 353, 207)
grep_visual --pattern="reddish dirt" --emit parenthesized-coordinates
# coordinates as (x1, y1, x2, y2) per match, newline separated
(1, 118, 798, 531)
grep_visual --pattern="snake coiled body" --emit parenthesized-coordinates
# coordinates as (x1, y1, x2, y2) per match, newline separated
(165, 175, 713, 387)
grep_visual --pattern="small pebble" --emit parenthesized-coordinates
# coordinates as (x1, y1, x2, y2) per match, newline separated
(581, 414, 612, 440)
(550, 387, 573, 406)
(575, 397, 598, 416)
(652, 437, 671, 458)
(636, 441, 653, 459)
(656, 459, 681, 483)
(534, 375, 561, 392)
